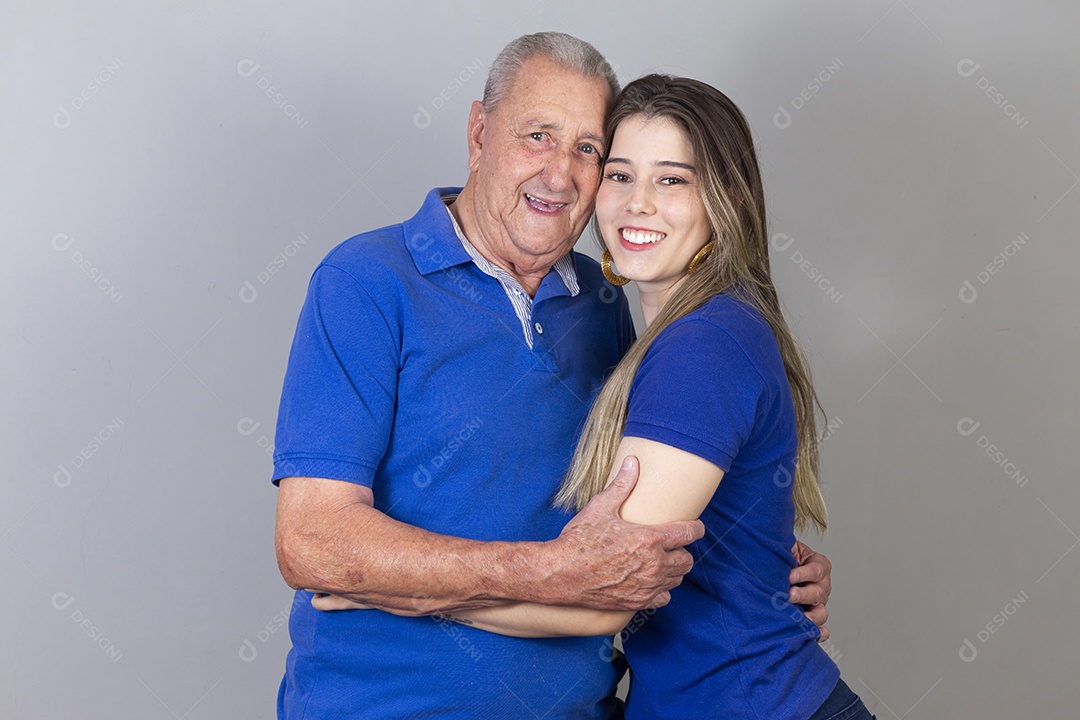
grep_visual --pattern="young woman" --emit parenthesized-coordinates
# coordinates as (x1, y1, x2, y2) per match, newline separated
(317, 74, 871, 720)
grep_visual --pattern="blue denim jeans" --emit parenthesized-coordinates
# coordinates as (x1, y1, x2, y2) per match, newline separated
(808, 677, 877, 720)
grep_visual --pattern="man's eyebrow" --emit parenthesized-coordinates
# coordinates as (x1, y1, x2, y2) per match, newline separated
(520, 118, 564, 133)
(523, 119, 604, 148)
(604, 157, 697, 172)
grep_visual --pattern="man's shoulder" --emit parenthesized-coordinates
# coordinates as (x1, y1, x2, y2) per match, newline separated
(320, 222, 410, 277)
(570, 251, 624, 300)
(571, 250, 602, 278)
(316, 187, 461, 285)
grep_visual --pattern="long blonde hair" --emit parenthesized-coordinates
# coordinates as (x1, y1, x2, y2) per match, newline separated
(555, 75, 828, 533)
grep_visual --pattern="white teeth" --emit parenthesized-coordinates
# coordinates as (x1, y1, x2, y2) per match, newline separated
(622, 229, 666, 245)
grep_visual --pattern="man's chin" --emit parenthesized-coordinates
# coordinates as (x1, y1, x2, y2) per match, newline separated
(514, 225, 582, 256)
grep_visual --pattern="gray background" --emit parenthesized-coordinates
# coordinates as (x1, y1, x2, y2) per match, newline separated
(3, 1, 1076, 717)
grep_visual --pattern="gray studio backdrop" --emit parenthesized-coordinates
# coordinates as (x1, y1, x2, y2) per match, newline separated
(4, 1, 1077, 717)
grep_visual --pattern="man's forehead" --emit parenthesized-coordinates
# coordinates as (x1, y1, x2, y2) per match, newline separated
(519, 115, 601, 132)
(510, 60, 609, 104)
(489, 57, 610, 138)
(508, 91, 606, 129)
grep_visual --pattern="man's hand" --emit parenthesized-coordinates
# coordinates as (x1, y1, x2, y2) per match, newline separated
(538, 457, 705, 611)
(789, 540, 832, 641)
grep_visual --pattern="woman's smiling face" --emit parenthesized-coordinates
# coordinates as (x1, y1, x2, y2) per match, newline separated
(595, 114, 712, 294)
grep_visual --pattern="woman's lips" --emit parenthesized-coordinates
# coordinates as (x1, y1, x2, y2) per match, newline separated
(619, 227, 666, 251)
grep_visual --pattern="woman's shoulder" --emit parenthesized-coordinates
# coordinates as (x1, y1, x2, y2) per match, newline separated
(627, 293, 784, 468)
(687, 292, 767, 329)
(660, 293, 774, 358)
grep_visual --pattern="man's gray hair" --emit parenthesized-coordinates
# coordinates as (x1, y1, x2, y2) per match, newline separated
(482, 32, 619, 110)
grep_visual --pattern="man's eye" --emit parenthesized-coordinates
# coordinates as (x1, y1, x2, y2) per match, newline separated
(579, 143, 597, 155)
(529, 132, 547, 142)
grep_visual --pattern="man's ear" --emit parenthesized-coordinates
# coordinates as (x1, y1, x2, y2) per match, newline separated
(466, 100, 486, 173)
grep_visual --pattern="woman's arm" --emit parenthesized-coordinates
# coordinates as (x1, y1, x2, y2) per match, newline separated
(442, 439, 725, 637)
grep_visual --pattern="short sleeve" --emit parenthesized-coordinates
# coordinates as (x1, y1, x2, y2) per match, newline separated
(623, 318, 768, 472)
(271, 264, 400, 486)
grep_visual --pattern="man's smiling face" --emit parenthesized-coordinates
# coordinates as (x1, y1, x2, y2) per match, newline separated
(465, 54, 612, 268)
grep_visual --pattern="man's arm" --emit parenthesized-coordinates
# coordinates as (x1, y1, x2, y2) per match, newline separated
(363, 438, 719, 634)
(427, 542, 832, 639)
(311, 444, 834, 640)
(276, 457, 704, 616)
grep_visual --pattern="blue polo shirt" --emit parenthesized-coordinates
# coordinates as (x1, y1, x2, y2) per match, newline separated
(620, 293, 840, 719)
(271, 188, 634, 719)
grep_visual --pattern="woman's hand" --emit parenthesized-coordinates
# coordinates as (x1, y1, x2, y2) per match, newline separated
(307, 591, 373, 612)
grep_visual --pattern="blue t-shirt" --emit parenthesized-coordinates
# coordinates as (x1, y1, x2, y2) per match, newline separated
(271, 188, 635, 719)
(621, 292, 840, 720)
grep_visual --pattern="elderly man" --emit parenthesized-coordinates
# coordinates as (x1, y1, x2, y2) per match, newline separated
(272, 32, 831, 719)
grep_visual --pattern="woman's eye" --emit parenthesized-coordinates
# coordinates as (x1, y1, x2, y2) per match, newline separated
(659, 176, 686, 186)
(604, 171, 630, 183)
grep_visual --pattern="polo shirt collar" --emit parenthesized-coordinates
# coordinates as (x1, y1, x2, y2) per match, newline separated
(446, 202, 580, 302)
(404, 187, 584, 298)
(403, 187, 474, 276)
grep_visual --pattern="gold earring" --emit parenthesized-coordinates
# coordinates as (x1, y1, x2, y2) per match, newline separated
(601, 249, 630, 286)
(687, 241, 714, 276)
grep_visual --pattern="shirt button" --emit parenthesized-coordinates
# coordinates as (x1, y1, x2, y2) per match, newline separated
(534, 322, 544, 335)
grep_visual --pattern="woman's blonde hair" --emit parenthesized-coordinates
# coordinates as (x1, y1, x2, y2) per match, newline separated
(555, 74, 828, 533)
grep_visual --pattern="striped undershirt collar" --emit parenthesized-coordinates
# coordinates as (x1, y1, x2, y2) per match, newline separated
(441, 198, 579, 348)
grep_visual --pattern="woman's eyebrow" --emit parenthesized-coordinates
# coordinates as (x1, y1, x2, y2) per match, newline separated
(604, 157, 696, 172)
(656, 160, 696, 172)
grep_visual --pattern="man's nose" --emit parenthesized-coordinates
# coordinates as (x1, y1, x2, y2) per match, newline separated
(541, 146, 574, 194)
